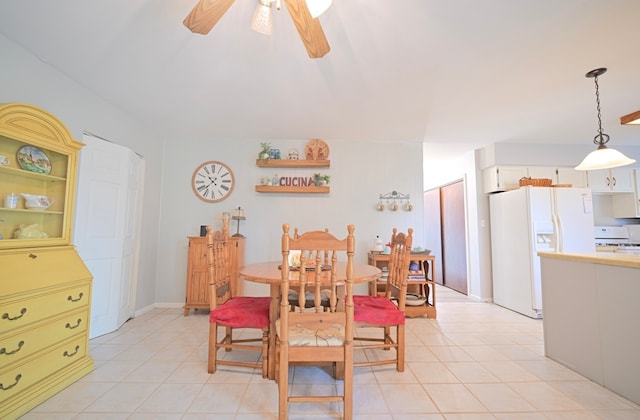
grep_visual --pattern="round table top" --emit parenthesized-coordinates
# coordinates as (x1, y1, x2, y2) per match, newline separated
(240, 261, 381, 285)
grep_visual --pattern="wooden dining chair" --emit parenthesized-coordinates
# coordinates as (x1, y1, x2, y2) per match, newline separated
(277, 223, 355, 420)
(353, 228, 413, 372)
(287, 227, 334, 311)
(207, 222, 270, 377)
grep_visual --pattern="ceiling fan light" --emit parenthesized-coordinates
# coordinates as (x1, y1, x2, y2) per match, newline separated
(575, 146, 636, 171)
(306, 0, 332, 18)
(251, 0, 273, 35)
(620, 109, 640, 125)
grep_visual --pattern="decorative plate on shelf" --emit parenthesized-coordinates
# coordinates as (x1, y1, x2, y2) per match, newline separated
(16, 146, 51, 174)
(304, 139, 329, 160)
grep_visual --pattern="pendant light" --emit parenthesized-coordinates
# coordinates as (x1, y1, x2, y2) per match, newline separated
(575, 68, 635, 171)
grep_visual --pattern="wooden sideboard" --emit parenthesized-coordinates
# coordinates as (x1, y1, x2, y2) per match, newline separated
(184, 236, 245, 315)
(368, 251, 437, 318)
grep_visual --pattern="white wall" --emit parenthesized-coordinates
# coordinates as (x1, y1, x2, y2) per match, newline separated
(157, 139, 425, 302)
(0, 34, 163, 311)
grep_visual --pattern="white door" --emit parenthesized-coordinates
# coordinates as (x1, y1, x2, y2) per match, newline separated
(74, 133, 144, 338)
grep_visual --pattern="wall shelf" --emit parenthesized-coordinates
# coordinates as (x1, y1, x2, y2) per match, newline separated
(255, 185, 330, 194)
(256, 159, 330, 168)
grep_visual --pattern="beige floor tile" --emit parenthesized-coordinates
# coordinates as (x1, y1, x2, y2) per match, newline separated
(378, 383, 439, 413)
(136, 383, 204, 413)
(444, 361, 500, 383)
(188, 383, 249, 413)
(466, 382, 536, 411)
(83, 382, 158, 412)
(408, 361, 460, 384)
(508, 381, 584, 411)
(426, 383, 487, 413)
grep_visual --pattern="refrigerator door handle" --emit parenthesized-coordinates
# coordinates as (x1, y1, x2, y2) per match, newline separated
(552, 213, 562, 252)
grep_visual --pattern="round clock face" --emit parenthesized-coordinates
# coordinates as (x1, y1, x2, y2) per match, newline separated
(191, 161, 235, 203)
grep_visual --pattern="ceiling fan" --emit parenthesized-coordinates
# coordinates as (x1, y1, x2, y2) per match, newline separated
(183, 0, 330, 59)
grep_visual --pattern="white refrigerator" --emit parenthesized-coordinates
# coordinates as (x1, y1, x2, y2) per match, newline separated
(489, 186, 595, 318)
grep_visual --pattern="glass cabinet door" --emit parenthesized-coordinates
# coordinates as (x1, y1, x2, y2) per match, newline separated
(0, 103, 82, 249)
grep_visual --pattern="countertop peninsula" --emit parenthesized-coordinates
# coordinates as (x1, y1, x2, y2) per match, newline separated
(538, 251, 640, 406)
(537, 251, 640, 268)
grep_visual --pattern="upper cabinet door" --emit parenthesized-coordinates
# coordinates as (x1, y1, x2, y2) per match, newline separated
(588, 168, 636, 193)
(610, 168, 636, 192)
(555, 168, 588, 188)
(482, 166, 528, 193)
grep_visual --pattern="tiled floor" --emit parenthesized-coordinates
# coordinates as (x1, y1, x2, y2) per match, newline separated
(23, 286, 640, 419)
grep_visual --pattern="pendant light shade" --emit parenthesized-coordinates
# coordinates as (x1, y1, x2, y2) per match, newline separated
(251, 0, 273, 35)
(575, 146, 636, 171)
(575, 68, 636, 171)
(306, 0, 332, 18)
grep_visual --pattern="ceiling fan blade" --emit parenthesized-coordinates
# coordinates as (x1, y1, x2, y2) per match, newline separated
(283, 0, 330, 59)
(183, 0, 236, 35)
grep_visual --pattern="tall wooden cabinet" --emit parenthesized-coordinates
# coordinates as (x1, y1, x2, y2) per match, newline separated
(0, 103, 94, 419)
(184, 236, 245, 315)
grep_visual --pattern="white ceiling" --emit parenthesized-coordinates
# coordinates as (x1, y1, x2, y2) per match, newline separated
(1, 0, 639, 159)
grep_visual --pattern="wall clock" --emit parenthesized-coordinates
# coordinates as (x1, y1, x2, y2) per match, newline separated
(191, 160, 235, 203)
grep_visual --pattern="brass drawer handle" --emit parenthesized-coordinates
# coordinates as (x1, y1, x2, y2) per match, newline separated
(0, 374, 22, 391)
(67, 292, 84, 303)
(63, 345, 80, 357)
(2, 308, 27, 321)
(65, 319, 82, 329)
(0, 340, 25, 356)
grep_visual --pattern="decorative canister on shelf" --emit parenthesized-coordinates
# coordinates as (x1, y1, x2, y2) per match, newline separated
(288, 148, 299, 160)
(4, 193, 18, 209)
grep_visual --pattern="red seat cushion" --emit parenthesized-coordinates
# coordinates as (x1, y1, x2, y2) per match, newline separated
(353, 295, 405, 325)
(210, 296, 270, 329)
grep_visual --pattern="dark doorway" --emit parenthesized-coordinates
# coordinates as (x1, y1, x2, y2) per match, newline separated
(424, 180, 468, 295)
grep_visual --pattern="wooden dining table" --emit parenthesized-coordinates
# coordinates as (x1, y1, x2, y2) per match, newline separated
(239, 261, 382, 380)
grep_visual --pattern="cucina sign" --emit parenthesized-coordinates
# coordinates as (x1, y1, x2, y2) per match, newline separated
(273, 176, 316, 187)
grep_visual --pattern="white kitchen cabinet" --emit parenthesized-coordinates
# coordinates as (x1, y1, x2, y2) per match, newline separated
(484, 166, 589, 194)
(527, 166, 588, 188)
(587, 168, 636, 193)
(482, 166, 528, 193)
(555, 167, 589, 188)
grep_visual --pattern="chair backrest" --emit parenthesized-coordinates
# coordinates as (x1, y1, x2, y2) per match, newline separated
(385, 228, 413, 306)
(207, 219, 232, 311)
(280, 224, 355, 340)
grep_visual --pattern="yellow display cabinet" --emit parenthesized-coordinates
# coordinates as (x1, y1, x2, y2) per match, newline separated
(0, 103, 94, 419)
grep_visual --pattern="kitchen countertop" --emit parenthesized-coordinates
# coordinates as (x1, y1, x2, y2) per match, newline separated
(538, 251, 640, 269)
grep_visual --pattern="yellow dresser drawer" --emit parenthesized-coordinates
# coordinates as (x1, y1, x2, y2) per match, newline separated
(0, 282, 90, 334)
(0, 246, 92, 295)
(0, 308, 89, 367)
(0, 334, 87, 406)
